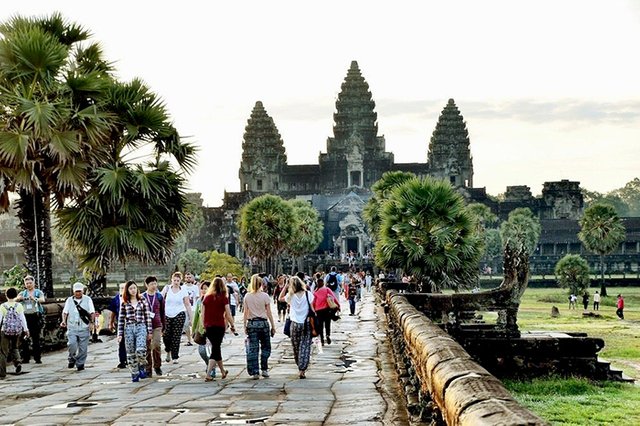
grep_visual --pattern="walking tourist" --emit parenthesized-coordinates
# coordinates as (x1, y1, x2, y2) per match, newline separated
(365, 271, 372, 293)
(162, 272, 192, 364)
(142, 276, 165, 377)
(616, 294, 625, 319)
(201, 277, 235, 381)
(346, 276, 360, 316)
(0, 287, 29, 379)
(225, 274, 240, 318)
(593, 291, 600, 311)
(582, 292, 589, 310)
(108, 283, 128, 369)
(244, 274, 276, 379)
(182, 272, 199, 346)
(325, 266, 342, 300)
(313, 278, 339, 345)
(16, 275, 44, 364)
(117, 281, 153, 382)
(281, 276, 314, 379)
(61, 282, 95, 371)
(273, 275, 288, 323)
(193, 281, 211, 376)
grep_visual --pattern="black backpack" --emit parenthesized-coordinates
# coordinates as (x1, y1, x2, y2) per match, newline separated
(326, 273, 339, 291)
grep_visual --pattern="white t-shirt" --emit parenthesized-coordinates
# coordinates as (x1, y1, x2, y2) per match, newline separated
(593, 293, 600, 302)
(227, 281, 239, 306)
(62, 295, 95, 331)
(286, 291, 314, 324)
(183, 284, 198, 306)
(164, 286, 189, 318)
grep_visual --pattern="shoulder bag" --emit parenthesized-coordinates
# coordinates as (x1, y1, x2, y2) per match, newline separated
(305, 291, 318, 337)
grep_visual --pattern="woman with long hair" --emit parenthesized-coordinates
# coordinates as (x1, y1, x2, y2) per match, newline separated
(201, 277, 235, 381)
(243, 274, 276, 379)
(161, 272, 192, 364)
(312, 275, 339, 346)
(280, 276, 314, 378)
(117, 280, 153, 382)
(193, 281, 212, 376)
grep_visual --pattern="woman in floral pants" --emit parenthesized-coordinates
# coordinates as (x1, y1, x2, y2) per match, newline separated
(118, 281, 152, 382)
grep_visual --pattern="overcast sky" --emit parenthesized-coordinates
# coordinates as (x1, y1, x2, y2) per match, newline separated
(6, 1, 640, 206)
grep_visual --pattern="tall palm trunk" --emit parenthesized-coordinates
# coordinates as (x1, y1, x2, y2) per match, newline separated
(88, 271, 107, 297)
(17, 189, 54, 297)
(599, 254, 607, 297)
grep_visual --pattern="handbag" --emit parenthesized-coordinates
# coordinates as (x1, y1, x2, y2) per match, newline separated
(193, 330, 206, 345)
(327, 292, 338, 310)
(305, 291, 318, 337)
(283, 316, 292, 337)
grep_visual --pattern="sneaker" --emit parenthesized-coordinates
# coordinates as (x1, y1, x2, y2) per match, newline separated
(117, 362, 127, 369)
(173, 359, 179, 364)
(326, 336, 331, 344)
(155, 368, 163, 376)
(261, 370, 269, 378)
(138, 368, 147, 379)
(131, 373, 139, 383)
(252, 374, 260, 380)
(77, 365, 85, 371)
(68, 361, 75, 369)
(15, 365, 22, 374)
(165, 352, 171, 363)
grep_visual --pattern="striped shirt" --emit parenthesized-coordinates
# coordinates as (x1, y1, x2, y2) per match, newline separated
(117, 299, 153, 337)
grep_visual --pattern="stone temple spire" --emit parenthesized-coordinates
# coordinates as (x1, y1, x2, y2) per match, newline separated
(239, 101, 287, 193)
(332, 60, 378, 144)
(427, 99, 474, 188)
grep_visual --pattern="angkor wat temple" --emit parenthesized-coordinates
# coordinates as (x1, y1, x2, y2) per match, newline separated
(193, 61, 640, 276)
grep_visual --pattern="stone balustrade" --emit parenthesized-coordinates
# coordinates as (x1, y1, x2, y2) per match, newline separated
(385, 290, 546, 425)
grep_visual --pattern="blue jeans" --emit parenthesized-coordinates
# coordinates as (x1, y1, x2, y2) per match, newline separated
(245, 319, 271, 375)
(68, 328, 91, 367)
(349, 298, 356, 315)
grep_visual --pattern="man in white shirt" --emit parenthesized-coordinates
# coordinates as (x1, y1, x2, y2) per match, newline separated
(183, 272, 199, 346)
(61, 283, 95, 371)
(226, 274, 240, 318)
(365, 272, 373, 293)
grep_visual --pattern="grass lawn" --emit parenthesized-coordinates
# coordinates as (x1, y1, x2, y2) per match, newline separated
(504, 286, 640, 425)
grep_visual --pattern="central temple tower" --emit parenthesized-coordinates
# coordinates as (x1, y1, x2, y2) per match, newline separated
(319, 61, 393, 192)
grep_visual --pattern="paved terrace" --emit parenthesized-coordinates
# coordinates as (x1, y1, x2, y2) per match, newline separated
(0, 293, 409, 425)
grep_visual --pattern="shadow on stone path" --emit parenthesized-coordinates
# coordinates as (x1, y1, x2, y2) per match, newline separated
(0, 292, 407, 425)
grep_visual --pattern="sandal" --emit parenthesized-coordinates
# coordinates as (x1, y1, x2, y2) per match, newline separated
(205, 375, 214, 382)
(221, 369, 229, 379)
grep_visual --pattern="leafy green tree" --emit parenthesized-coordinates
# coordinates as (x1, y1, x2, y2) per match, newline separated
(177, 249, 208, 276)
(582, 188, 629, 217)
(555, 254, 591, 295)
(610, 177, 640, 216)
(287, 200, 323, 272)
(374, 176, 483, 292)
(484, 228, 502, 273)
(0, 14, 112, 296)
(57, 76, 196, 295)
(239, 194, 295, 275)
(362, 171, 415, 240)
(2, 264, 28, 289)
(201, 251, 244, 281)
(578, 203, 625, 297)
(500, 208, 541, 255)
(467, 203, 498, 229)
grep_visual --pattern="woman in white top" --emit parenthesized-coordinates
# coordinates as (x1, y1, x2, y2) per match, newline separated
(161, 272, 192, 363)
(280, 276, 314, 378)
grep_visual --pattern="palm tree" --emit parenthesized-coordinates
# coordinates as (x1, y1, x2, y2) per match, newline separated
(287, 199, 324, 272)
(362, 171, 415, 240)
(57, 79, 196, 296)
(239, 194, 295, 275)
(374, 176, 483, 292)
(0, 14, 112, 296)
(578, 203, 625, 297)
(555, 254, 590, 296)
(499, 208, 541, 256)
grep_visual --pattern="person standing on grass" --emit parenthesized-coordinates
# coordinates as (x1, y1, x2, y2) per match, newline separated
(593, 291, 600, 311)
(244, 274, 276, 380)
(281, 276, 314, 379)
(61, 283, 95, 372)
(201, 278, 236, 381)
(117, 281, 153, 382)
(0, 288, 29, 379)
(162, 272, 192, 364)
(582, 292, 589, 311)
(142, 276, 165, 377)
(16, 275, 44, 364)
(616, 294, 625, 319)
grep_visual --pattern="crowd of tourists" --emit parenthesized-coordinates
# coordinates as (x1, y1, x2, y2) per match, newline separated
(0, 268, 375, 381)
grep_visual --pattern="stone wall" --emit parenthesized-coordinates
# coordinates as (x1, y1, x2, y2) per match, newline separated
(385, 290, 546, 425)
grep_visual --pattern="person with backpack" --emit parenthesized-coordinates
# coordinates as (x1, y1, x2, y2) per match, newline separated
(60, 282, 96, 371)
(15, 275, 45, 364)
(0, 287, 30, 379)
(324, 266, 342, 300)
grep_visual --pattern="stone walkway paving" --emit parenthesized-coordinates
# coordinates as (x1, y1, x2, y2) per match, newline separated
(0, 292, 403, 425)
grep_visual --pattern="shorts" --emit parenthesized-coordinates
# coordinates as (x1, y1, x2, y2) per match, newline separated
(277, 301, 288, 314)
(230, 305, 236, 317)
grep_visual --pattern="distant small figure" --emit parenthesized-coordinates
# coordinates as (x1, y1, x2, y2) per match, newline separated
(593, 291, 600, 311)
(551, 306, 560, 318)
(616, 294, 625, 320)
(568, 294, 577, 310)
(582, 292, 589, 310)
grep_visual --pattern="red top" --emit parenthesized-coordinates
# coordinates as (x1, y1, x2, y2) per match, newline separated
(313, 287, 339, 311)
(617, 298, 624, 309)
(202, 293, 229, 328)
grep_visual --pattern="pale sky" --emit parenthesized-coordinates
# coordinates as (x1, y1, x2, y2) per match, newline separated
(6, 1, 640, 206)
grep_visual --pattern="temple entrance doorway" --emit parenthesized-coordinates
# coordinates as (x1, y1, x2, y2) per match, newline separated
(346, 237, 358, 254)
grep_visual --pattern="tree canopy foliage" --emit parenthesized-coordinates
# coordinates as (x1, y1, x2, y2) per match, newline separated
(201, 251, 244, 281)
(499, 208, 541, 255)
(177, 249, 207, 276)
(582, 177, 640, 217)
(555, 254, 591, 295)
(362, 171, 415, 240)
(287, 200, 323, 258)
